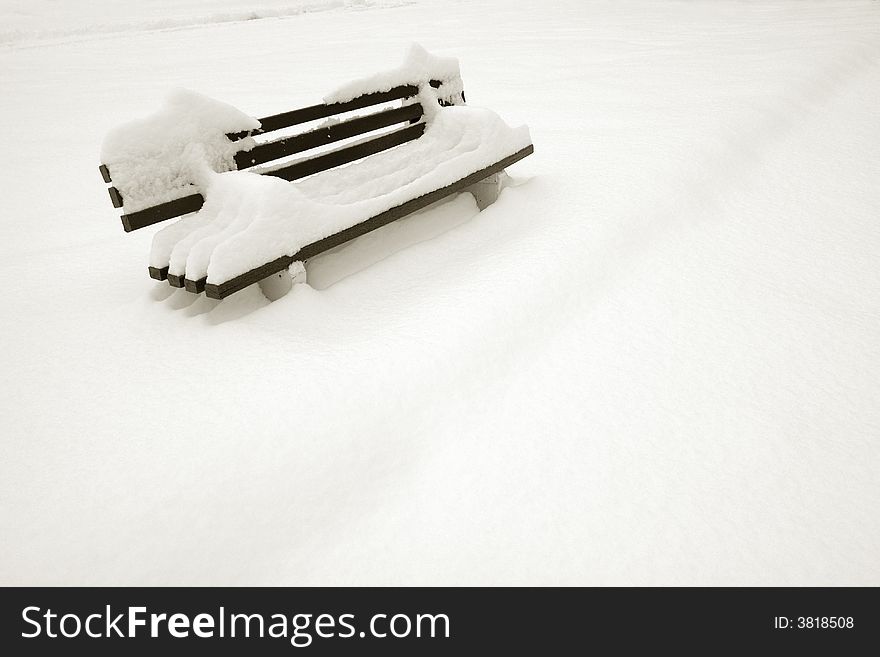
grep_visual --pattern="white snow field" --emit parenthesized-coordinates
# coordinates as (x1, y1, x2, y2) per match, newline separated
(1, 0, 879, 585)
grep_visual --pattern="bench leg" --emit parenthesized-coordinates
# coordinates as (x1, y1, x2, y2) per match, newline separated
(465, 172, 503, 210)
(257, 261, 307, 301)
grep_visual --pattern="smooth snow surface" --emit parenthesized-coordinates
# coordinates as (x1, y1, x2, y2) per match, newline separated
(1, 0, 879, 586)
(0, 0, 404, 46)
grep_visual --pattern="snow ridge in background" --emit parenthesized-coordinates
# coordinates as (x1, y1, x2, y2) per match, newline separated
(0, 0, 412, 47)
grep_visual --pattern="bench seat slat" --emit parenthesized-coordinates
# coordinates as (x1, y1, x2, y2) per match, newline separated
(184, 277, 206, 294)
(166, 273, 187, 288)
(148, 266, 169, 281)
(235, 103, 423, 169)
(203, 143, 534, 299)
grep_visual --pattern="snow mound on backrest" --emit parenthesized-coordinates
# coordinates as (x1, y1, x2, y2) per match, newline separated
(100, 89, 259, 213)
(324, 43, 465, 108)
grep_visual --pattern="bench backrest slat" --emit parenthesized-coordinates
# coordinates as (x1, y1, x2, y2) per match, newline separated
(263, 121, 426, 182)
(234, 102, 422, 169)
(230, 84, 420, 139)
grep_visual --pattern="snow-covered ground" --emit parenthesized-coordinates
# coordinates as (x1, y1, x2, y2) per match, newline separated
(1, 0, 879, 585)
(0, 0, 406, 46)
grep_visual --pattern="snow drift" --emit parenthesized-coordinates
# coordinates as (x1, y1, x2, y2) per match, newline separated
(1, 0, 879, 587)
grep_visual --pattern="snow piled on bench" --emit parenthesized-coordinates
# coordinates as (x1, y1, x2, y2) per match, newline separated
(143, 44, 530, 285)
(100, 89, 259, 213)
(152, 103, 530, 284)
(326, 43, 465, 109)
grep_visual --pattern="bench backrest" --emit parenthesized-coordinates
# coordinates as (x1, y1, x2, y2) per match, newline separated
(100, 80, 462, 232)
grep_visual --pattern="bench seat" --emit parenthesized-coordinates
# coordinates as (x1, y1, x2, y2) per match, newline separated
(151, 105, 532, 298)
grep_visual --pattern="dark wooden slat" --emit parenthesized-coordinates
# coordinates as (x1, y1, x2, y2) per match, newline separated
(205, 256, 293, 299)
(108, 186, 123, 208)
(204, 143, 534, 299)
(168, 274, 184, 287)
(123, 125, 422, 234)
(99, 164, 112, 183)
(184, 277, 207, 293)
(120, 193, 204, 232)
(235, 103, 423, 169)
(265, 122, 425, 182)
(167, 273, 186, 288)
(148, 266, 169, 281)
(228, 84, 420, 140)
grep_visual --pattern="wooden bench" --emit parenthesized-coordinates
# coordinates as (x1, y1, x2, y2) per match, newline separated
(99, 76, 533, 300)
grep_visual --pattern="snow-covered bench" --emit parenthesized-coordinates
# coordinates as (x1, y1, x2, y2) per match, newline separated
(98, 46, 533, 300)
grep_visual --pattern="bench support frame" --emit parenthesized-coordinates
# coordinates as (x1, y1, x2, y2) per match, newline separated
(254, 168, 510, 301)
(258, 261, 307, 301)
(465, 172, 504, 210)
(202, 144, 533, 300)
